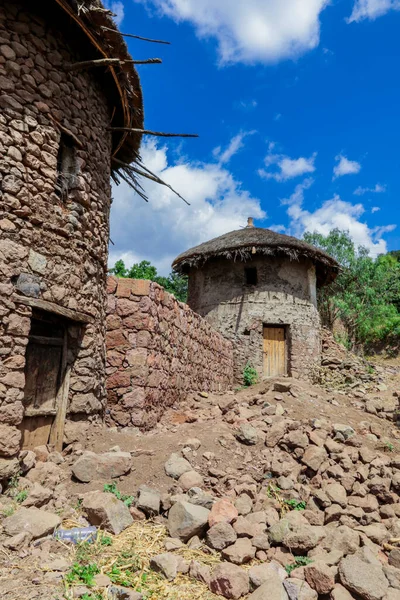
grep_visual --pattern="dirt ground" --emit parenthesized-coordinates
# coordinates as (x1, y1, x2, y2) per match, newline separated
(1, 356, 399, 600)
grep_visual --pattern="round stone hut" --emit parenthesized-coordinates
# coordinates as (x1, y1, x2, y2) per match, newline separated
(173, 219, 339, 382)
(0, 0, 143, 469)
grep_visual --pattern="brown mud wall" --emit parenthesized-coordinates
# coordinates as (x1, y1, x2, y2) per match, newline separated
(106, 277, 234, 429)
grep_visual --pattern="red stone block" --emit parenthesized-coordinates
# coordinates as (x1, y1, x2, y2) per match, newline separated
(130, 279, 151, 296)
(116, 278, 133, 298)
(107, 276, 118, 294)
(106, 329, 127, 349)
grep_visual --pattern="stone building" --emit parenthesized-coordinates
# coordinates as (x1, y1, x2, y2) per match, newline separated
(172, 219, 339, 381)
(0, 0, 144, 468)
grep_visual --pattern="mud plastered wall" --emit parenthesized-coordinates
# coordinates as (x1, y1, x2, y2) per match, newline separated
(187, 256, 321, 381)
(0, 0, 112, 472)
(106, 277, 234, 429)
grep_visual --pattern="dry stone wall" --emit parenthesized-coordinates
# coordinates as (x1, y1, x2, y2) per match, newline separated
(106, 277, 234, 429)
(0, 0, 112, 465)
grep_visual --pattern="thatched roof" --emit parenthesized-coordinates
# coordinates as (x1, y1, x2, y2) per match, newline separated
(172, 225, 339, 286)
(53, 0, 143, 183)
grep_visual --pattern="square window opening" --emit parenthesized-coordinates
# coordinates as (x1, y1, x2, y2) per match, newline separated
(245, 267, 258, 286)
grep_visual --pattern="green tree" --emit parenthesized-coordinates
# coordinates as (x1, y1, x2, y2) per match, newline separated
(109, 259, 127, 277)
(304, 229, 400, 349)
(109, 259, 188, 303)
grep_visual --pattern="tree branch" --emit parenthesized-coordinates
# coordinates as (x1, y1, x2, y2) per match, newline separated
(100, 26, 171, 45)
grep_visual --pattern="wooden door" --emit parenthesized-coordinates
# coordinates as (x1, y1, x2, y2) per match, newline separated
(20, 335, 63, 450)
(263, 327, 286, 377)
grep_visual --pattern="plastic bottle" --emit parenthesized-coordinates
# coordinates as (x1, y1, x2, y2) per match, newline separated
(54, 526, 97, 544)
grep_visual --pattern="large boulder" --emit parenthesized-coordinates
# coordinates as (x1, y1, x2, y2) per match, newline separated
(209, 563, 249, 599)
(283, 526, 325, 553)
(0, 424, 21, 457)
(150, 553, 179, 581)
(235, 423, 258, 445)
(168, 501, 210, 542)
(164, 453, 192, 479)
(21, 482, 52, 508)
(249, 564, 287, 589)
(2, 507, 61, 539)
(72, 451, 132, 483)
(304, 562, 335, 595)
(136, 486, 160, 516)
(284, 578, 317, 600)
(339, 554, 389, 600)
(0, 457, 19, 480)
(209, 498, 238, 527)
(248, 580, 288, 600)
(221, 538, 256, 565)
(207, 522, 237, 550)
(82, 491, 133, 535)
(301, 446, 327, 472)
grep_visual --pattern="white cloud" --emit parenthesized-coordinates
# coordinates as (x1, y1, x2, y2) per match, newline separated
(234, 99, 258, 111)
(274, 113, 282, 121)
(136, 0, 329, 64)
(283, 179, 395, 257)
(104, 1, 125, 26)
(333, 154, 361, 179)
(347, 0, 400, 23)
(371, 206, 381, 213)
(109, 139, 265, 274)
(213, 131, 255, 164)
(353, 183, 386, 195)
(259, 149, 317, 182)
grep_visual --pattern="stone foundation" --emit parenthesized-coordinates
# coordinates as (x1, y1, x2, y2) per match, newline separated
(106, 277, 234, 429)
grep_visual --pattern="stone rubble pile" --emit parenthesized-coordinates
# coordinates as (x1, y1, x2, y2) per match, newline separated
(138, 404, 400, 599)
(312, 329, 380, 391)
(1, 385, 400, 600)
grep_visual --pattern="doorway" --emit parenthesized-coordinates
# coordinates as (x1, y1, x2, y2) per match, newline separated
(263, 326, 287, 377)
(20, 310, 69, 450)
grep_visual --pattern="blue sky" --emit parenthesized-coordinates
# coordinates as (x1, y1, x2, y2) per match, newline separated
(106, 0, 400, 274)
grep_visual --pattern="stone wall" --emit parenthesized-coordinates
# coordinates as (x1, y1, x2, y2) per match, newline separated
(106, 277, 234, 429)
(187, 255, 321, 381)
(0, 0, 112, 468)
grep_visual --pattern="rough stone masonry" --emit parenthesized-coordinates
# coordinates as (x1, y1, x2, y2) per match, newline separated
(106, 277, 234, 429)
(0, 0, 142, 468)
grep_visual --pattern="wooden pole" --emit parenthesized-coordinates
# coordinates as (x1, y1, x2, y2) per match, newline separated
(66, 58, 162, 71)
(101, 26, 171, 45)
(108, 127, 198, 138)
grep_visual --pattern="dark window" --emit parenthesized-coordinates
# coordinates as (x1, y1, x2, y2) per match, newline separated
(245, 267, 257, 285)
(55, 133, 77, 198)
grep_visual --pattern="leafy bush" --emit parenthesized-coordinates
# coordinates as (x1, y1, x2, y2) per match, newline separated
(285, 556, 313, 575)
(103, 482, 134, 507)
(284, 498, 307, 511)
(65, 563, 100, 587)
(243, 362, 258, 387)
(304, 229, 400, 350)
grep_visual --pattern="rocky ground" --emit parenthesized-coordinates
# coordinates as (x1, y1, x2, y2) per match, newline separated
(1, 347, 400, 600)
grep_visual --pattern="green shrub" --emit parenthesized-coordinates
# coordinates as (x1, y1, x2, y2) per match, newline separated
(243, 362, 258, 387)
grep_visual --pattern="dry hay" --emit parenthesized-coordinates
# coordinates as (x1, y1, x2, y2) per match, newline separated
(63, 520, 223, 600)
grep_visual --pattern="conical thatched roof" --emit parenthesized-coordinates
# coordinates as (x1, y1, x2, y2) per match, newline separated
(53, 0, 143, 173)
(172, 225, 339, 286)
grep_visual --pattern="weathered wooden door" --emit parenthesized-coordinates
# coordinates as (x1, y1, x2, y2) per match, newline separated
(263, 326, 286, 377)
(20, 313, 66, 450)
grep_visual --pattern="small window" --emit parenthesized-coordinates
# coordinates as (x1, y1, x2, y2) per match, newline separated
(245, 267, 257, 286)
(55, 133, 77, 198)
